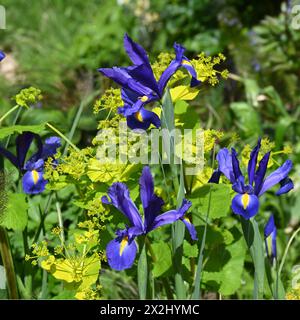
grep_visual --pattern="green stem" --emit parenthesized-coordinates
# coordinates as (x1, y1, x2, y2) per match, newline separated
(0, 227, 19, 299)
(5, 107, 23, 148)
(0, 105, 20, 125)
(278, 226, 300, 277)
(46, 122, 80, 152)
(55, 195, 65, 246)
(137, 238, 148, 300)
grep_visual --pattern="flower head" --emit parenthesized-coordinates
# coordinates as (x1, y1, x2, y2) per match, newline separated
(102, 166, 197, 271)
(98, 34, 200, 130)
(0, 132, 61, 194)
(212, 139, 293, 219)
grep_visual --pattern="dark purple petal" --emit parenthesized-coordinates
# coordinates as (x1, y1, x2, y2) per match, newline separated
(180, 57, 201, 87)
(231, 148, 243, 180)
(254, 152, 270, 195)
(148, 199, 192, 231)
(276, 177, 294, 195)
(41, 136, 61, 159)
(216, 148, 235, 183)
(22, 169, 47, 194)
(264, 215, 277, 260)
(101, 182, 144, 232)
(139, 166, 154, 209)
(98, 67, 152, 96)
(232, 175, 246, 194)
(208, 170, 221, 183)
(264, 214, 275, 237)
(16, 132, 37, 168)
(258, 160, 293, 196)
(181, 217, 198, 241)
(0, 145, 18, 168)
(231, 193, 260, 219)
(127, 108, 161, 130)
(139, 166, 164, 231)
(157, 43, 185, 95)
(123, 33, 150, 66)
(127, 64, 160, 96)
(106, 235, 137, 271)
(118, 99, 144, 117)
(248, 139, 261, 186)
(121, 88, 140, 105)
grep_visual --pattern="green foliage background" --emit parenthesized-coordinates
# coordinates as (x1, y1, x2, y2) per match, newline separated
(0, 0, 300, 299)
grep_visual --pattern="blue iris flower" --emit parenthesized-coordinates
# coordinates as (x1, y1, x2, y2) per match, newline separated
(0, 51, 5, 61)
(102, 166, 197, 271)
(0, 132, 61, 194)
(98, 34, 200, 130)
(210, 139, 293, 219)
(264, 214, 277, 262)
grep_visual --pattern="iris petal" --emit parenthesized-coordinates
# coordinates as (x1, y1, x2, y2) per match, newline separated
(216, 148, 235, 182)
(231, 193, 260, 219)
(101, 182, 144, 232)
(123, 33, 150, 66)
(276, 177, 294, 195)
(139, 166, 164, 231)
(264, 215, 277, 260)
(181, 217, 198, 241)
(127, 108, 161, 130)
(106, 236, 137, 271)
(254, 152, 270, 195)
(16, 132, 37, 169)
(258, 160, 293, 196)
(158, 43, 185, 95)
(149, 199, 192, 231)
(248, 139, 261, 186)
(22, 169, 47, 194)
(231, 148, 243, 180)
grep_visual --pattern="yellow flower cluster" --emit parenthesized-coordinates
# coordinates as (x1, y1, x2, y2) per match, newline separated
(152, 51, 228, 87)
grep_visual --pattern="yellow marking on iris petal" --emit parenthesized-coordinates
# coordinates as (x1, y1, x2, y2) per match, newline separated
(134, 111, 144, 122)
(119, 236, 128, 256)
(140, 95, 149, 102)
(241, 193, 250, 210)
(181, 59, 192, 66)
(32, 170, 39, 185)
(184, 217, 191, 224)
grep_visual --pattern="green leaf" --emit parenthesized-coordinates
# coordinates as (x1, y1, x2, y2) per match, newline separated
(151, 241, 173, 278)
(202, 227, 246, 296)
(183, 240, 198, 258)
(0, 193, 28, 231)
(241, 217, 265, 299)
(0, 124, 46, 140)
(191, 183, 231, 224)
(230, 102, 261, 138)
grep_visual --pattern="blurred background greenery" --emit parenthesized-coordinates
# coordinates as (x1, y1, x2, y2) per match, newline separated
(0, 0, 300, 299)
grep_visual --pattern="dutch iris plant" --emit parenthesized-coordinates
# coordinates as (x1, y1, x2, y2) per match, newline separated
(102, 166, 197, 271)
(0, 132, 61, 194)
(264, 214, 277, 262)
(98, 34, 200, 130)
(211, 139, 293, 219)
